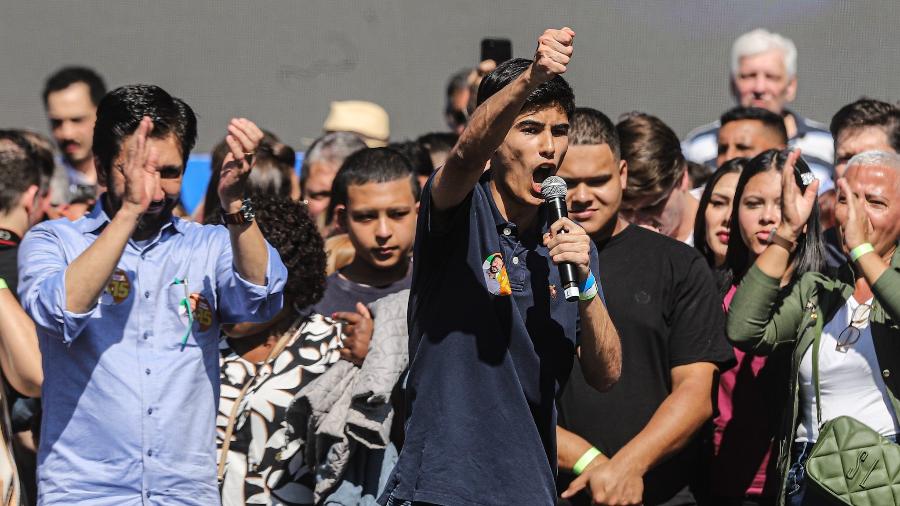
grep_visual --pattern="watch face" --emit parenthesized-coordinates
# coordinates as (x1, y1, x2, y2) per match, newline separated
(241, 200, 254, 221)
(222, 199, 254, 224)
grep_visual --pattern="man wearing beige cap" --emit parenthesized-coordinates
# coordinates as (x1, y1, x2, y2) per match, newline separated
(323, 100, 390, 147)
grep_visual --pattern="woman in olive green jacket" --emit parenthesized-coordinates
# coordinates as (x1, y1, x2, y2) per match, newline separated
(726, 150, 900, 505)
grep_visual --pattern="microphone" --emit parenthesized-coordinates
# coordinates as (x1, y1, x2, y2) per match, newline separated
(541, 176, 579, 302)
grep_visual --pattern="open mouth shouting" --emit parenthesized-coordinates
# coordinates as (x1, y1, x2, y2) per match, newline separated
(531, 164, 557, 194)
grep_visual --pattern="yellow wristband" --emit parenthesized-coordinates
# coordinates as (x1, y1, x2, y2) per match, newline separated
(850, 243, 875, 262)
(573, 447, 601, 475)
(0, 278, 7, 291)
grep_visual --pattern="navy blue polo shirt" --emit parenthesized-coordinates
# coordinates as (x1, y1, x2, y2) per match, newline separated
(383, 171, 601, 506)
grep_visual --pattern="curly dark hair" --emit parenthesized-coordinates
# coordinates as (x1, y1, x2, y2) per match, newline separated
(252, 195, 326, 309)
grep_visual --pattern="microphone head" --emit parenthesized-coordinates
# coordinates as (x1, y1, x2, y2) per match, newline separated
(540, 176, 568, 201)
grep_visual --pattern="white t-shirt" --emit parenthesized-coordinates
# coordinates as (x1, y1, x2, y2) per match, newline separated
(796, 296, 899, 442)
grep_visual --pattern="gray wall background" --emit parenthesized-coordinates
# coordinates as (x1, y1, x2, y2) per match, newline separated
(2, 1, 898, 153)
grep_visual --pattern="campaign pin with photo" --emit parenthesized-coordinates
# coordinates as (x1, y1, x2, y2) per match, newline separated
(482, 253, 512, 296)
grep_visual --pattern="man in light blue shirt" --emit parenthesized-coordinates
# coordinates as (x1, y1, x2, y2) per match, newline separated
(18, 84, 288, 505)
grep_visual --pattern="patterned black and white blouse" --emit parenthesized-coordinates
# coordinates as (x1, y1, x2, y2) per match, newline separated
(217, 313, 342, 506)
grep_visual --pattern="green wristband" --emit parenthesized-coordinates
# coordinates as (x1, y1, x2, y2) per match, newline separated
(850, 243, 875, 262)
(573, 447, 601, 475)
(0, 278, 7, 291)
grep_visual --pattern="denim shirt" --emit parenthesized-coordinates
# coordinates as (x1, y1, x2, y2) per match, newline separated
(18, 199, 287, 505)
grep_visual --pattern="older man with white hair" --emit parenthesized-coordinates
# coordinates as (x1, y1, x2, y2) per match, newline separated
(683, 28, 834, 191)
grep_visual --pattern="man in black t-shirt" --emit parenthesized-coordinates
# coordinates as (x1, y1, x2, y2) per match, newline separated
(556, 108, 734, 506)
(380, 30, 622, 506)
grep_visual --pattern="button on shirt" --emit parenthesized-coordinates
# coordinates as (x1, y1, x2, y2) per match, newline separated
(17, 200, 287, 505)
(384, 172, 602, 506)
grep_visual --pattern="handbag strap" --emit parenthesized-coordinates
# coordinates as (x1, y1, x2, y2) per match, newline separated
(811, 285, 841, 428)
(217, 319, 304, 482)
(812, 318, 824, 428)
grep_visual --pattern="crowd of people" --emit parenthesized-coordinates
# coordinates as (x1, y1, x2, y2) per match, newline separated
(0, 23, 898, 506)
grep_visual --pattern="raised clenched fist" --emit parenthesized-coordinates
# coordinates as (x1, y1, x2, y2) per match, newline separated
(531, 27, 575, 84)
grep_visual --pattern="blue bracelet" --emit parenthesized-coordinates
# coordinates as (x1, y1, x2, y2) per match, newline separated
(579, 271, 595, 293)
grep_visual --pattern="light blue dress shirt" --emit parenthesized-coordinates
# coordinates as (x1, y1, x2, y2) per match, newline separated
(18, 199, 287, 505)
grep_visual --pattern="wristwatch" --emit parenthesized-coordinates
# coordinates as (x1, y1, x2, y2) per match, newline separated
(221, 198, 255, 225)
(768, 227, 796, 252)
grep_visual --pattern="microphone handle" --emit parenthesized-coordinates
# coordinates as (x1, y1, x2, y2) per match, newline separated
(547, 197, 580, 302)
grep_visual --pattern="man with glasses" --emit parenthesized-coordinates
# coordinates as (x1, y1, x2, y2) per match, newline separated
(18, 84, 287, 504)
(727, 150, 900, 504)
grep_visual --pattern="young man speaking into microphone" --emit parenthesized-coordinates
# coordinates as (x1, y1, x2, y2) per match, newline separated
(380, 28, 621, 506)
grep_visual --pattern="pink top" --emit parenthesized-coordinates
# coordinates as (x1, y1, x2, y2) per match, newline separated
(710, 285, 781, 498)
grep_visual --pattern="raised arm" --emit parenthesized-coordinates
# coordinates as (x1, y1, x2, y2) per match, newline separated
(727, 149, 816, 353)
(218, 118, 269, 285)
(64, 117, 160, 313)
(753, 149, 819, 282)
(836, 177, 900, 320)
(431, 27, 575, 211)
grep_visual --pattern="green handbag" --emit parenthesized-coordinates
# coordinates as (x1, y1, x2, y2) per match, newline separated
(804, 299, 900, 505)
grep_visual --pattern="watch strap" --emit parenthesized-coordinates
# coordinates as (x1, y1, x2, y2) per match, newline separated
(768, 228, 796, 252)
(221, 198, 254, 225)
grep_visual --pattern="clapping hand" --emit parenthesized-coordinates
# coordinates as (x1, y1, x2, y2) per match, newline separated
(218, 118, 264, 212)
(836, 178, 873, 251)
(120, 117, 161, 215)
(777, 149, 820, 241)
